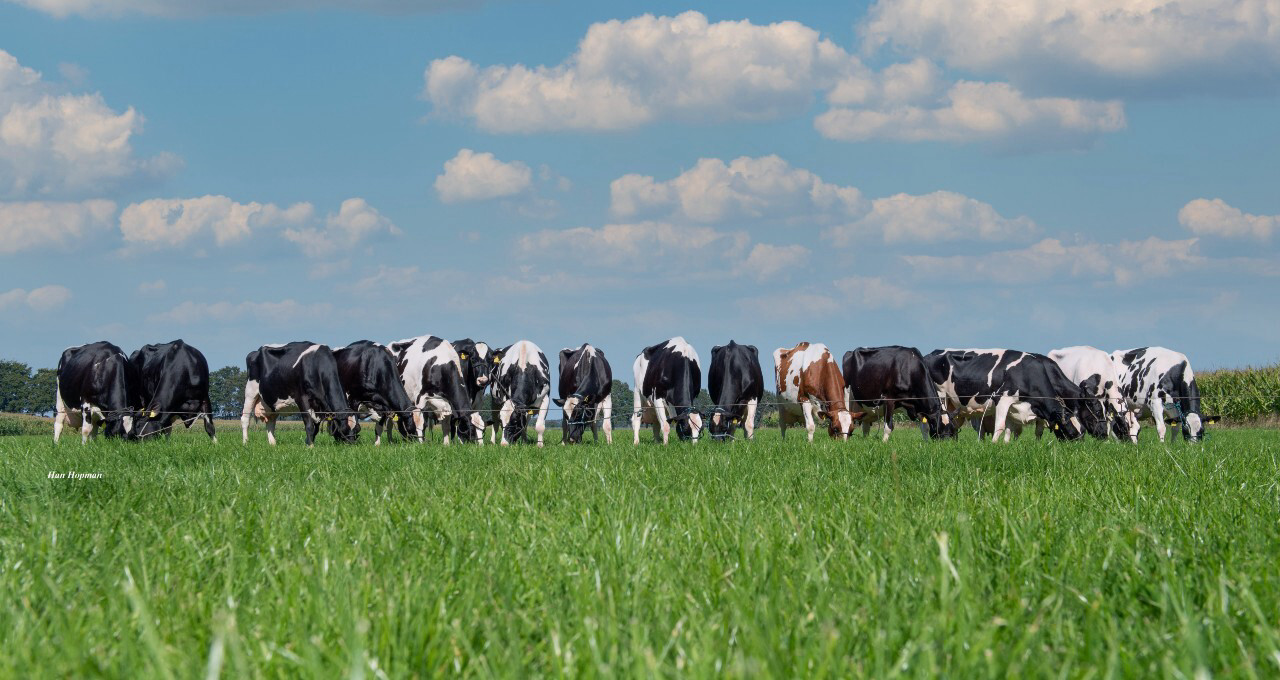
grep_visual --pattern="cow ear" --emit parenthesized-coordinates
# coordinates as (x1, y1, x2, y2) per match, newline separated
(553, 398, 565, 406)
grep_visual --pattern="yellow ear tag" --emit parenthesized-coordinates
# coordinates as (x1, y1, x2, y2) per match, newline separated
(921, 417, 927, 423)
(494, 357, 501, 364)
(732, 418, 739, 424)
(392, 415, 399, 421)
(1053, 424, 1059, 430)
(459, 353, 467, 360)
(527, 410, 535, 416)
(325, 416, 332, 421)
(149, 410, 158, 418)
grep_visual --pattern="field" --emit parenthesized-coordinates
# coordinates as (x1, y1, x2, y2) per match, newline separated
(3, 423, 1279, 678)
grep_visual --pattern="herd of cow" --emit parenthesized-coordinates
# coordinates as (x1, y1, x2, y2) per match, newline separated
(51, 335, 1208, 447)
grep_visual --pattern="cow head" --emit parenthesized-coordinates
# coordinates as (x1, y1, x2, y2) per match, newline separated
(326, 414, 360, 443)
(453, 339, 491, 394)
(1046, 409, 1083, 441)
(671, 407, 703, 442)
(99, 408, 138, 440)
(920, 412, 957, 439)
(706, 407, 739, 441)
(555, 393, 597, 444)
(136, 407, 168, 439)
(1076, 398, 1109, 440)
(1109, 406, 1136, 442)
(1182, 412, 1204, 442)
(825, 409, 853, 438)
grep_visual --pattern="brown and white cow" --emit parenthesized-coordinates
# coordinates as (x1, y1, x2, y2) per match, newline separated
(774, 342, 853, 441)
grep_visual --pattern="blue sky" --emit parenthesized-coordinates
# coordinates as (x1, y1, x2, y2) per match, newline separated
(1, 0, 1277, 372)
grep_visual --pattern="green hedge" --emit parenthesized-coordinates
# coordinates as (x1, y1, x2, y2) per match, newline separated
(1198, 363, 1280, 422)
(0, 414, 53, 437)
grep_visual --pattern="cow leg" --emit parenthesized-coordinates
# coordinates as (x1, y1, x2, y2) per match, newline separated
(303, 414, 318, 448)
(410, 409, 425, 443)
(882, 401, 895, 443)
(80, 406, 94, 444)
(991, 396, 1015, 444)
(534, 395, 550, 448)
(600, 394, 614, 444)
(801, 401, 816, 442)
(265, 415, 279, 446)
(1151, 399, 1169, 443)
(861, 407, 872, 437)
(744, 399, 758, 441)
(631, 387, 645, 445)
(241, 379, 262, 444)
(778, 405, 789, 439)
(498, 399, 514, 446)
(53, 384, 69, 444)
(373, 412, 385, 447)
(1035, 419, 1044, 440)
(653, 398, 671, 444)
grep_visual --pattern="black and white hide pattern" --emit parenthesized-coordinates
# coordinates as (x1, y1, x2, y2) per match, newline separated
(54, 340, 141, 444)
(707, 341, 763, 441)
(632, 336, 703, 444)
(449, 338, 493, 443)
(1110, 346, 1205, 442)
(130, 339, 216, 442)
(1049, 345, 1137, 442)
(553, 343, 613, 444)
(334, 340, 416, 446)
(240, 342, 358, 447)
(490, 340, 551, 446)
(924, 349, 1107, 443)
(842, 345, 954, 442)
(387, 335, 484, 445)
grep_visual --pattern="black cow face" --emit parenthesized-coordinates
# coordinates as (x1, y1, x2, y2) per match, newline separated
(561, 394, 596, 444)
(923, 412, 956, 440)
(326, 415, 360, 443)
(1110, 411, 1133, 441)
(1047, 410, 1082, 441)
(100, 411, 138, 440)
(1078, 400, 1109, 440)
(706, 408, 738, 440)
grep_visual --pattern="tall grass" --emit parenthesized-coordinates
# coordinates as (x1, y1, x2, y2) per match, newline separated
(1198, 363, 1280, 422)
(3, 425, 1279, 677)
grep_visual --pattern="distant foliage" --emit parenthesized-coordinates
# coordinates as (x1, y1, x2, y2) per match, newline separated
(208, 366, 249, 418)
(1198, 363, 1280, 422)
(0, 361, 56, 415)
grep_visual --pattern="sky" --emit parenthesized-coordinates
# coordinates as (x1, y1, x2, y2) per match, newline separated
(1, 0, 1277, 374)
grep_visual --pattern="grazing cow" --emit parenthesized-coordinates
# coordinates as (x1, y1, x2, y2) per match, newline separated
(842, 345, 953, 442)
(54, 341, 140, 443)
(553, 343, 613, 444)
(490, 340, 551, 446)
(774, 342, 853, 441)
(333, 340, 415, 446)
(1049, 345, 1137, 442)
(707, 341, 763, 441)
(632, 337, 704, 444)
(924, 349, 1107, 443)
(449, 338, 493, 442)
(388, 334, 484, 444)
(130, 340, 216, 442)
(241, 342, 358, 446)
(1110, 347, 1205, 442)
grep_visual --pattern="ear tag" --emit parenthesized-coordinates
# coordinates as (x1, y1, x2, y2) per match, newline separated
(921, 417, 927, 423)
(1053, 424, 1059, 430)
(527, 409, 535, 416)
(732, 418, 739, 424)
(325, 416, 333, 421)
(494, 357, 501, 364)
(392, 415, 399, 421)
(150, 410, 158, 418)
(459, 353, 467, 360)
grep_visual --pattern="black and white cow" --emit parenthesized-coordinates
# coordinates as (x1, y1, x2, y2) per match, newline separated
(1110, 347, 1205, 442)
(553, 343, 613, 444)
(54, 341, 141, 443)
(130, 339, 216, 442)
(632, 337, 703, 444)
(843, 345, 954, 442)
(241, 342, 358, 446)
(1049, 345, 1137, 442)
(387, 334, 484, 445)
(490, 340, 551, 446)
(924, 349, 1107, 443)
(449, 338, 493, 442)
(706, 341, 763, 441)
(333, 340, 415, 446)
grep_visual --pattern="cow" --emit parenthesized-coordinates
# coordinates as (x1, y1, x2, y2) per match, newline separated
(924, 349, 1107, 443)
(1049, 345, 1137, 442)
(1110, 347, 1205, 442)
(54, 341, 140, 443)
(632, 337, 704, 444)
(388, 334, 484, 445)
(333, 340, 416, 446)
(449, 338, 493, 442)
(240, 342, 358, 446)
(490, 340, 551, 446)
(553, 343, 613, 444)
(129, 340, 216, 442)
(706, 341, 763, 441)
(842, 345, 953, 442)
(774, 342, 853, 441)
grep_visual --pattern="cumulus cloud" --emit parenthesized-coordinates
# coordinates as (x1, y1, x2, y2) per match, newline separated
(816, 80, 1125, 149)
(434, 149, 532, 203)
(0, 284, 71, 311)
(148, 299, 333, 325)
(744, 243, 810, 281)
(518, 221, 749, 267)
(832, 275, 919, 308)
(0, 199, 116, 254)
(5, 0, 484, 17)
(136, 279, 165, 294)
(1179, 198, 1277, 241)
(423, 11, 858, 133)
(0, 49, 178, 199)
(903, 236, 1202, 285)
(825, 190, 1036, 245)
(736, 275, 918, 319)
(611, 155, 865, 223)
(860, 0, 1280, 96)
(118, 195, 397, 256)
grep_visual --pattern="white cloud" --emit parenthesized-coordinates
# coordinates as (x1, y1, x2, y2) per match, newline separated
(744, 243, 810, 281)
(0, 49, 178, 199)
(736, 275, 918, 319)
(860, 0, 1280, 96)
(817, 80, 1125, 149)
(424, 11, 857, 132)
(1179, 198, 1277, 241)
(825, 190, 1036, 245)
(518, 221, 749, 267)
(434, 149, 532, 203)
(0, 199, 116, 254)
(147, 299, 333, 325)
(137, 279, 165, 294)
(6, 0, 483, 17)
(118, 195, 397, 256)
(611, 155, 865, 223)
(832, 275, 919, 308)
(902, 236, 1203, 285)
(0, 284, 71, 310)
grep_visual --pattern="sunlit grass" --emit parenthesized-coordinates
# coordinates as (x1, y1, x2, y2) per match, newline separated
(2, 424, 1278, 677)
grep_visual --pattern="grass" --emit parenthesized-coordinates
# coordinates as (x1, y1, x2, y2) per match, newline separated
(2, 422, 1279, 678)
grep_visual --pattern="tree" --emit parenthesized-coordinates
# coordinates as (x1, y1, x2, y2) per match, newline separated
(208, 366, 248, 418)
(22, 368, 56, 415)
(609, 379, 632, 424)
(0, 360, 32, 412)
